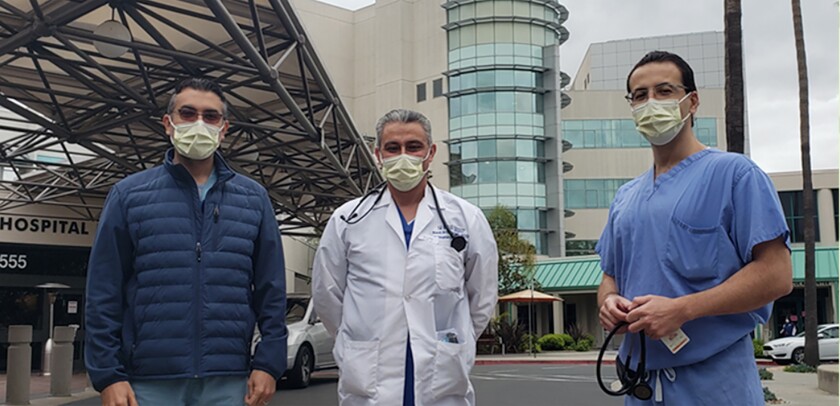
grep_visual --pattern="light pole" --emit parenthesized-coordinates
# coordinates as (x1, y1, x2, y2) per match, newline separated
(36, 282, 70, 376)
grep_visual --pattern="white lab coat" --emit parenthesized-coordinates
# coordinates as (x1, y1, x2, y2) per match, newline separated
(313, 185, 498, 406)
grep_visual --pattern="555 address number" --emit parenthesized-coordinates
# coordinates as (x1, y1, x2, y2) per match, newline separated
(0, 254, 28, 269)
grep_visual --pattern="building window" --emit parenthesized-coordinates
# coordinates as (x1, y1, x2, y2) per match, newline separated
(562, 118, 717, 149)
(0, 288, 43, 329)
(416, 83, 427, 102)
(433, 78, 444, 97)
(778, 191, 820, 243)
(564, 179, 632, 209)
(565, 240, 598, 256)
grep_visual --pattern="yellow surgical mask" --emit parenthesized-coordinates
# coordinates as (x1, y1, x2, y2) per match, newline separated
(631, 93, 692, 146)
(170, 119, 222, 160)
(381, 152, 429, 192)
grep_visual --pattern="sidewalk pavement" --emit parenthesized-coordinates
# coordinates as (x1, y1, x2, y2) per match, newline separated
(762, 366, 838, 406)
(2, 353, 835, 405)
(1, 372, 96, 406)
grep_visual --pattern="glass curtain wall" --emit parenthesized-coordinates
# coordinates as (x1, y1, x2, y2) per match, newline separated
(444, 0, 568, 254)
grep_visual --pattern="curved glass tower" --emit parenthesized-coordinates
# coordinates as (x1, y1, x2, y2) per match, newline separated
(443, 0, 570, 255)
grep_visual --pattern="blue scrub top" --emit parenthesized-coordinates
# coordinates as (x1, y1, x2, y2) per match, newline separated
(596, 149, 790, 370)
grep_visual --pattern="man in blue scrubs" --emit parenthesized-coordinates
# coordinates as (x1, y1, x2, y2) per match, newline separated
(596, 51, 792, 405)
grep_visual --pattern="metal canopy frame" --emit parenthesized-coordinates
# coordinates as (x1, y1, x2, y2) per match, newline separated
(0, 0, 380, 236)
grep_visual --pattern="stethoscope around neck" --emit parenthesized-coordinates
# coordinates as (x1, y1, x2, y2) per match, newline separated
(339, 180, 468, 252)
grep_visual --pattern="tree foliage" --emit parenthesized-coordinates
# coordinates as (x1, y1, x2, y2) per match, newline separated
(486, 206, 539, 296)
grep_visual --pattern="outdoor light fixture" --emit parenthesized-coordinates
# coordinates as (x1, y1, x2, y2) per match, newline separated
(93, 10, 130, 59)
(35, 282, 70, 376)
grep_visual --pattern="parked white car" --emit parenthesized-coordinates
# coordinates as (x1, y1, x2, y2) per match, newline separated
(763, 323, 839, 364)
(252, 293, 336, 388)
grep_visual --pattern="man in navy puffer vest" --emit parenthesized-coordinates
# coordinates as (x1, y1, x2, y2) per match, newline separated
(85, 78, 287, 406)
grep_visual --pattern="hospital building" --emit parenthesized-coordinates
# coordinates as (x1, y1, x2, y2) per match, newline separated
(0, 0, 836, 372)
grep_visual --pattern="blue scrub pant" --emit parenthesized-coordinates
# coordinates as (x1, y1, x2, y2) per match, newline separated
(131, 376, 248, 406)
(624, 335, 763, 405)
(404, 334, 415, 406)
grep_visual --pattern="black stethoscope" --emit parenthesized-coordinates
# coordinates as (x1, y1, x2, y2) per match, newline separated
(339, 181, 468, 252)
(596, 322, 652, 401)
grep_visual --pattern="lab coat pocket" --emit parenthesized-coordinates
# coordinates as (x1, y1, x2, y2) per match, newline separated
(434, 242, 465, 293)
(431, 340, 472, 400)
(664, 218, 721, 283)
(338, 339, 379, 398)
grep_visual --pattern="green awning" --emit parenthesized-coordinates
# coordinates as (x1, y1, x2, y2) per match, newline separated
(535, 246, 838, 292)
(791, 246, 838, 283)
(534, 255, 602, 292)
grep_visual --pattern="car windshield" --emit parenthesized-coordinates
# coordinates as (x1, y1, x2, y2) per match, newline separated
(286, 297, 310, 323)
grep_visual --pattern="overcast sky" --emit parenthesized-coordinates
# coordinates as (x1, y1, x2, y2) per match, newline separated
(318, 0, 838, 174)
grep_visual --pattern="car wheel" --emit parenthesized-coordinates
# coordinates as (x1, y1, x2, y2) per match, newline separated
(792, 347, 805, 364)
(286, 345, 314, 389)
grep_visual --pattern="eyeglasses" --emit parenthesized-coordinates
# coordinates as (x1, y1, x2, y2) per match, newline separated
(625, 83, 689, 106)
(176, 106, 224, 125)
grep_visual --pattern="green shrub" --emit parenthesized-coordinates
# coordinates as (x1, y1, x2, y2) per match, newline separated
(558, 333, 574, 348)
(784, 363, 817, 373)
(758, 368, 773, 380)
(574, 334, 595, 350)
(492, 313, 526, 353)
(537, 334, 565, 351)
(519, 334, 542, 353)
(763, 387, 777, 402)
(566, 323, 585, 343)
(573, 340, 592, 352)
(753, 339, 766, 358)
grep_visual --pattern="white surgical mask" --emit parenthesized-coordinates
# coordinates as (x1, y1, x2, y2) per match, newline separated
(381, 152, 429, 192)
(631, 93, 692, 146)
(170, 119, 222, 160)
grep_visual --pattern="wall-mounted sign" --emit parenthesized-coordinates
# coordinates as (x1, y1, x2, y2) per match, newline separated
(0, 216, 90, 235)
(0, 243, 89, 277)
(0, 215, 97, 247)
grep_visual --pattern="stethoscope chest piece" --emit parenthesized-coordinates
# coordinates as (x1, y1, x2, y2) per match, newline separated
(633, 381, 653, 401)
(450, 236, 467, 252)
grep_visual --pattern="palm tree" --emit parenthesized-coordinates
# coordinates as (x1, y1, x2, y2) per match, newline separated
(791, 0, 818, 367)
(724, 0, 745, 153)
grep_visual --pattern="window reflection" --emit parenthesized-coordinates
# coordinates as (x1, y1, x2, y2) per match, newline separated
(563, 118, 718, 148)
(0, 289, 43, 328)
(449, 70, 542, 92)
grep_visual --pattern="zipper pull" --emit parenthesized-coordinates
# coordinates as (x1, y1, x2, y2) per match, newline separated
(195, 242, 202, 262)
(213, 206, 219, 223)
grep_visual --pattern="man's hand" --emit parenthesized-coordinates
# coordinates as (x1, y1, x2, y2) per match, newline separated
(100, 381, 137, 406)
(626, 295, 689, 340)
(245, 370, 276, 406)
(599, 293, 633, 333)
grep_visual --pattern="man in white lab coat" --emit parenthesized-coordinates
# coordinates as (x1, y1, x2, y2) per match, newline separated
(313, 109, 499, 406)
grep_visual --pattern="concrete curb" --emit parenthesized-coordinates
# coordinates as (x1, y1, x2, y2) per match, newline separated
(817, 364, 838, 395)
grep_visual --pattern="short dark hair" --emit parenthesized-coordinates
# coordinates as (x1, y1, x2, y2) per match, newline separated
(374, 109, 433, 148)
(166, 77, 228, 117)
(625, 51, 697, 94)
